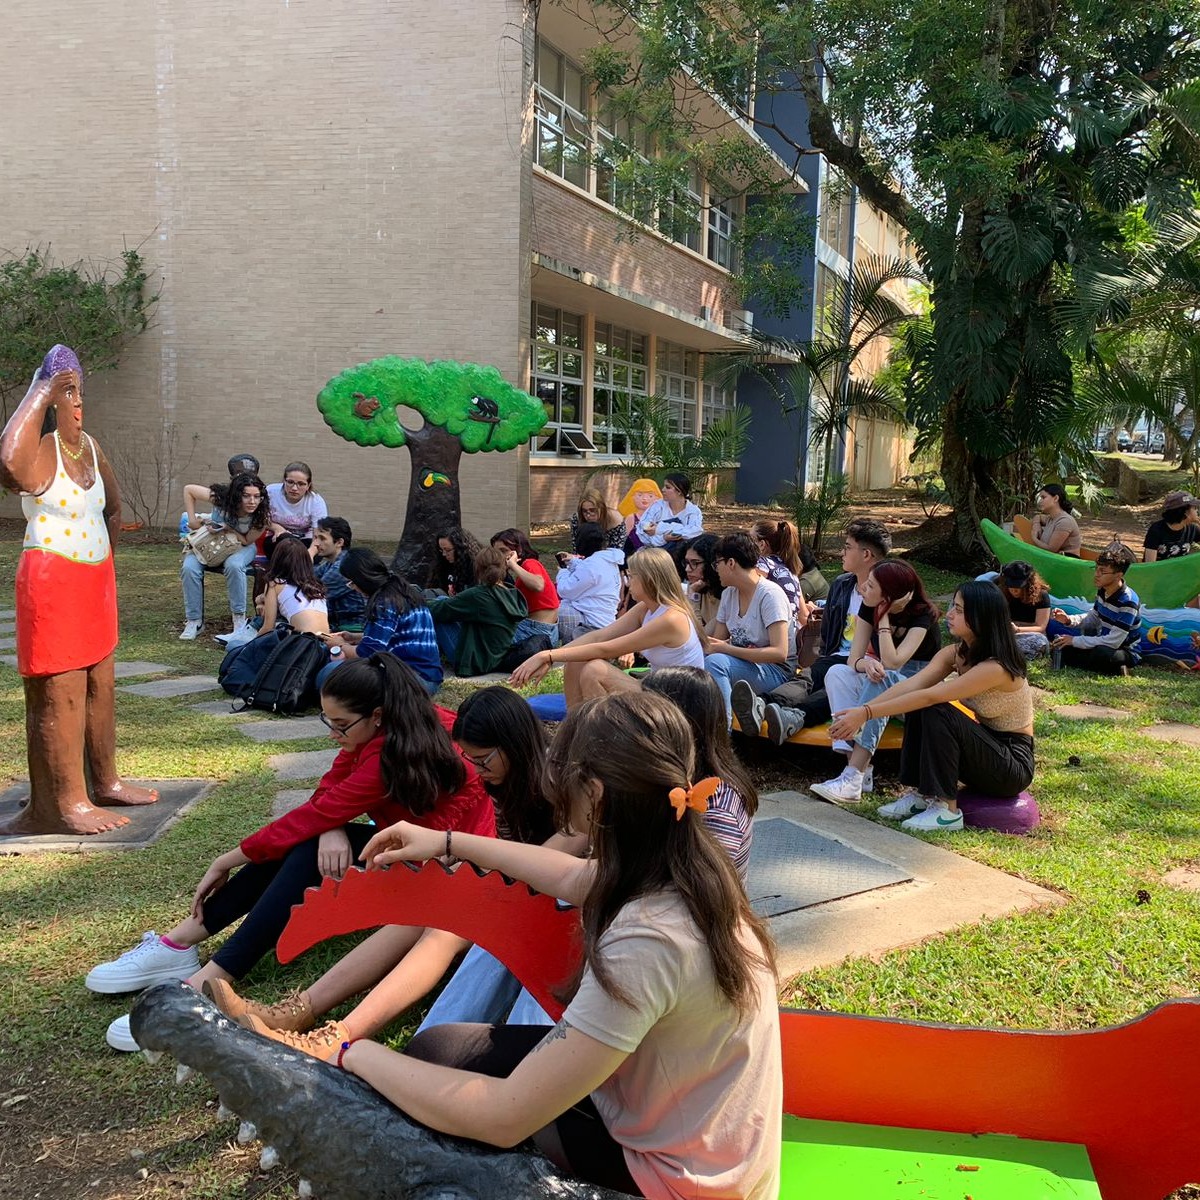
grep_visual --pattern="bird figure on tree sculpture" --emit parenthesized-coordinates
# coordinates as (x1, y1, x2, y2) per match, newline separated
(317, 358, 546, 581)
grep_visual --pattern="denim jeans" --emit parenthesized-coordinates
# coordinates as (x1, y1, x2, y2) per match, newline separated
(435, 619, 461, 663)
(181, 542, 256, 621)
(824, 661, 927, 755)
(703, 653, 793, 725)
(512, 617, 560, 647)
(416, 944, 523, 1035)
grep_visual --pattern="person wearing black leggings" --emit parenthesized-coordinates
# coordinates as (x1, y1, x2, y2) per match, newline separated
(85, 655, 493, 1052)
(829, 581, 1035, 834)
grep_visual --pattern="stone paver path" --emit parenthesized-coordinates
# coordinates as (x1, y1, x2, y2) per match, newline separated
(1052, 703, 1134, 721)
(271, 789, 312, 818)
(117, 675, 221, 699)
(0, 636, 15, 651)
(269, 748, 339, 780)
(1140, 722, 1200, 746)
(239, 716, 328, 743)
(0, 609, 15, 620)
(1, 655, 18, 669)
(113, 661, 174, 680)
(189, 700, 249, 717)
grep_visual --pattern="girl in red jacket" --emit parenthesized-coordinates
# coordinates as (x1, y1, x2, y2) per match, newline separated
(87, 654, 494, 1052)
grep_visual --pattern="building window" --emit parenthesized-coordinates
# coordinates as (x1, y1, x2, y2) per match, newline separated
(596, 98, 656, 223)
(535, 41, 590, 189)
(658, 163, 703, 253)
(531, 303, 585, 454)
(702, 378, 735, 432)
(592, 321, 648, 455)
(706, 185, 740, 271)
(656, 341, 700, 437)
(818, 166, 854, 261)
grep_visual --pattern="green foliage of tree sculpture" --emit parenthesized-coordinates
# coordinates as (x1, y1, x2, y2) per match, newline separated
(577, 0, 1200, 555)
(318, 356, 546, 578)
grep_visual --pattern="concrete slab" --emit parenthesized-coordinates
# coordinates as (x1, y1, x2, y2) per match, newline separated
(754, 791, 1064, 981)
(190, 700, 252, 718)
(269, 748, 338, 780)
(1164, 867, 1200, 893)
(271, 789, 312, 818)
(117, 675, 221, 699)
(0, 656, 18, 670)
(0, 637, 14, 651)
(112, 660, 174, 680)
(238, 716, 329, 743)
(0, 623, 14, 636)
(0, 779, 212, 855)
(0, 609, 14, 620)
(449, 671, 511, 685)
(1052, 703, 1134, 720)
(1140, 722, 1200, 747)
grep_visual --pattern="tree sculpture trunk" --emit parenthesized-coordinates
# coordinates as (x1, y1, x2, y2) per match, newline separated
(391, 423, 464, 583)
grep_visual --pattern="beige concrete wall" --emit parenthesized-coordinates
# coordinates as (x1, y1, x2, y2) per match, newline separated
(0, 0, 534, 542)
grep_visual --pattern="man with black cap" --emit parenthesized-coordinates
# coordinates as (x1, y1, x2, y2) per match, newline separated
(1143, 490, 1199, 562)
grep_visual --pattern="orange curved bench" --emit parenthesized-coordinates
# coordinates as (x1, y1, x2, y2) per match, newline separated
(733, 714, 905, 749)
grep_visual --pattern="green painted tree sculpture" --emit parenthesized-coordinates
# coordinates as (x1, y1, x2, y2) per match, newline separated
(318, 357, 546, 580)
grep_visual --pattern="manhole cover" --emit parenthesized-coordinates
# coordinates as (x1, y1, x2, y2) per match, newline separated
(747, 818, 913, 918)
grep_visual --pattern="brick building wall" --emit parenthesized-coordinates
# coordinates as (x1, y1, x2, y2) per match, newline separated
(0, 0, 535, 543)
(531, 173, 733, 325)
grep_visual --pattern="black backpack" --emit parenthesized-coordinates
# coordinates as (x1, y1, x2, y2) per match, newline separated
(219, 629, 328, 714)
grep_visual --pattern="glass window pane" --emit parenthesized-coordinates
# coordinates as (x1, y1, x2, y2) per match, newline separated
(631, 367, 647, 391)
(561, 313, 582, 349)
(562, 352, 582, 379)
(629, 335, 646, 365)
(613, 363, 629, 387)
(564, 62, 586, 113)
(537, 346, 559, 375)
(593, 359, 610, 383)
(535, 305, 557, 343)
(537, 42, 560, 93)
(561, 383, 581, 424)
(593, 388, 611, 420)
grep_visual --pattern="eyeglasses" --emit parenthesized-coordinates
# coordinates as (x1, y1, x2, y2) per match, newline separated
(284, 478, 309, 489)
(319, 712, 369, 737)
(460, 746, 501, 770)
(684, 558, 704, 570)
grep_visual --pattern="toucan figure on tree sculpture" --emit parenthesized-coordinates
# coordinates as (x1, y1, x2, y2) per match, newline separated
(317, 357, 546, 581)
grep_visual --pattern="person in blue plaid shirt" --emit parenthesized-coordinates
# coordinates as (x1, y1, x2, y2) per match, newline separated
(312, 517, 367, 632)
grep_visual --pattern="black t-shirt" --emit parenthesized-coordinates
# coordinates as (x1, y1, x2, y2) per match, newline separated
(860, 605, 941, 664)
(1143, 519, 1200, 559)
(1006, 592, 1050, 624)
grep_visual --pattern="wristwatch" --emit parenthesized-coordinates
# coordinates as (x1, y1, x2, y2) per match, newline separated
(329, 646, 343, 658)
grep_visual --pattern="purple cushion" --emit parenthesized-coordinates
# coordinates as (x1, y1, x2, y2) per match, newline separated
(956, 789, 1040, 835)
(527, 693, 568, 722)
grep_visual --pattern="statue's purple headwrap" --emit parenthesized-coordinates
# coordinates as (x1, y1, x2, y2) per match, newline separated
(38, 344, 83, 381)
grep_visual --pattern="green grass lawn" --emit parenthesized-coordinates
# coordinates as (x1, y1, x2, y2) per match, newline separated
(1, 534, 1199, 1197)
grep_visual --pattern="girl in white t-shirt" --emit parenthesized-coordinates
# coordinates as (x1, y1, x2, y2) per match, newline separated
(266, 461, 328, 544)
(353, 691, 783, 1199)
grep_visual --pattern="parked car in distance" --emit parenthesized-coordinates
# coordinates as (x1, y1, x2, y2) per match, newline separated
(1116, 430, 1133, 451)
(1150, 430, 1165, 452)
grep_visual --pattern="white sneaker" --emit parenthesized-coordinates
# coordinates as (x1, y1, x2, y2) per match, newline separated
(85, 932, 201, 994)
(106, 1012, 140, 1053)
(876, 791, 927, 820)
(231, 615, 248, 634)
(730, 680, 766, 736)
(862, 766, 875, 794)
(901, 801, 964, 833)
(810, 768, 864, 805)
(179, 620, 201, 641)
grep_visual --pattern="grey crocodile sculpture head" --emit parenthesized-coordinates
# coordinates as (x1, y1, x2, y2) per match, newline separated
(131, 982, 635, 1200)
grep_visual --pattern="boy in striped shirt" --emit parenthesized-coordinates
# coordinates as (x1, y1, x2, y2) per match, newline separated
(1049, 543, 1141, 675)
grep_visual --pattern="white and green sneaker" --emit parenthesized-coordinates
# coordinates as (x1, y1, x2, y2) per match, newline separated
(876, 791, 927, 820)
(900, 801, 964, 833)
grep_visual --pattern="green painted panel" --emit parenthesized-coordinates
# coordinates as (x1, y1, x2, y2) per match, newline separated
(780, 1115, 1102, 1199)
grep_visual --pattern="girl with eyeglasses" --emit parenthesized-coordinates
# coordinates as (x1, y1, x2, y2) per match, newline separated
(86, 655, 494, 1052)
(204, 686, 560, 1058)
(265, 461, 327, 547)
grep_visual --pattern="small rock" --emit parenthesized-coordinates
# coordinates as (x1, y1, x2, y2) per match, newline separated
(217, 1102, 235, 1121)
(260, 1145, 280, 1171)
(141, 1049, 164, 1065)
(129, 1149, 145, 1160)
(298, 1181, 314, 1198)
(237, 1120, 257, 1146)
(136, 1168, 149, 1181)
(175, 1063, 194, 1085)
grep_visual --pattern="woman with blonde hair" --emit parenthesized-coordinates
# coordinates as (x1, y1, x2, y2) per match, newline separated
(568, 489, 625, 552)
(510, 547, 704, 705)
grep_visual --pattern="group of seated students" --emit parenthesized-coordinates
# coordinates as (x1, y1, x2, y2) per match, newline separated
(88, 662, 781, 1197)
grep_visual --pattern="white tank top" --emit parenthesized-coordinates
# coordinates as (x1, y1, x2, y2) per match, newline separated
(22, 435, 111, 563)
(640, 603, 705, 670)
(275, 583, 328, 621)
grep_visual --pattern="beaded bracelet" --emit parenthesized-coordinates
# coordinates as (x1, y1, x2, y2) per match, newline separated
(337, 1037, 362, 1070)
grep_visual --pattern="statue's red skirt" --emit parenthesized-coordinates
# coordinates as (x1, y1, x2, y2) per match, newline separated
(16, 550, 118, 676)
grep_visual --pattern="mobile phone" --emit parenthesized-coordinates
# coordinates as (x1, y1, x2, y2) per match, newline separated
(556, 552, 571, 566)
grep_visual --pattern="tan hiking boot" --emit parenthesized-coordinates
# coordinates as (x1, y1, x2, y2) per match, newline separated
(243, 1016, 351, 1063)
(203, 979, 315, 1033)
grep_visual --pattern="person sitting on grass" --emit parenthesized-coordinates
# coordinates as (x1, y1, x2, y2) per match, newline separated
(311, 516, 367, 632)
(1048, 542, 1142, 675)
(568, 488, 626, 552)
(703, 532, 796, 728)
(508, 547, 704, 703)
(203, 685, 556, 1059)
(85, 656, 493, 1052)
(736, 517, 892, 743)
(256, 536, 330, 637)
(804, 560, 941, 806)
(554, 522, 625, 643)
(680, 533, 723, 631)
(319, 548, 442, 694)
(427, 546, 528, 676)
(491, 528, 560, 647)
(1029, 483, 1082, 556)
(336, 691, 782, 1200)
(426, 527, 485, 597)
(998, 560, 1051, 661)
(828, 581, 1034, 834)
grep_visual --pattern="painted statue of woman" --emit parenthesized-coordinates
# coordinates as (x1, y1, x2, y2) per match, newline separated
(0, 346, 158, 835)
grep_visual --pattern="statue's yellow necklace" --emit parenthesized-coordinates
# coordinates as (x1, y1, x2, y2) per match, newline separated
(56, 430, 89, 462)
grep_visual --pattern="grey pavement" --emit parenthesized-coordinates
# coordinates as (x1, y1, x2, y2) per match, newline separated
(0, 637, 14, 651)
(113, 661, 174, 680)
(1052, 703, 1133, 720)
(238, 717, 329, 743)
(269, 748, 339, 780)
(271, 789, 312, 818)
(1141, 722, 1200, 746)
(0, 655, 18, 670)
(117, 675, 221, 698)
(0, 609, 14, 620)
(754, 791, 1063, 981)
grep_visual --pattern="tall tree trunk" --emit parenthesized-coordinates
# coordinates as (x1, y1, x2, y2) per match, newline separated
(391, 424, 464, 583)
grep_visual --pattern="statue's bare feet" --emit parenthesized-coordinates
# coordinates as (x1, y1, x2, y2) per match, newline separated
(92, 780, 160, 807)
(0, 797, 131, 836)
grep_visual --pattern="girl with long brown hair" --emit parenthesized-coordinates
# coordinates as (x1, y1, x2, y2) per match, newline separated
(350, 690, 782, 1198)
